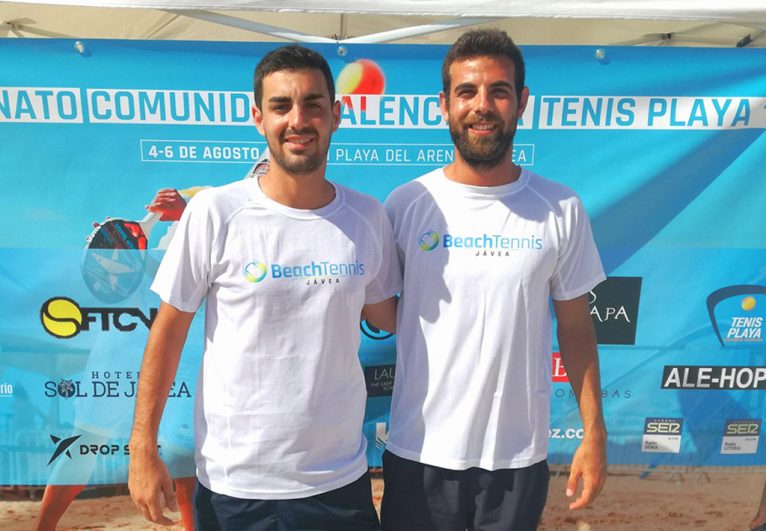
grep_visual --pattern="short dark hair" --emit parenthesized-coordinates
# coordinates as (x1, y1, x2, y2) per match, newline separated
(442, 29, 525, 99)
(253, 44, 335, 109)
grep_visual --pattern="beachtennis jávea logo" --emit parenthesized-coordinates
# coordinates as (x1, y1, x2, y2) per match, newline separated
(418, 229, 543, 254)
(706, 285, 766, 347)
(243, 258, 366, 285)
(243, 261, 268, 283)
(418, 231, 440, 251)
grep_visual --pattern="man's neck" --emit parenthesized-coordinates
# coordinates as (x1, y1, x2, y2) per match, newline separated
(258, 165, 335, 210)
(443, 152, 521, 187)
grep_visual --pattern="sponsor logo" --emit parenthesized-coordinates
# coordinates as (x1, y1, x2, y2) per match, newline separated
(45, 371, 190, 399)
(39, 297, 157, 339)
(360, 320, 393, 341)
(48, 433, 161, 466)
(417, 230, 543, 255)
(47, 434, 81, 465)
(0, 382, 12, 398)
(552, 352, 568, 382)
(721, 419, 760, 455)
(364, 364, 395, 397)
(552, 352, 631, 398)
(588, 277, 642, 345)
(707, 285, 766, 347)
(418, 231, 440, 251)
(243, 259, 366, 286)
(549, 427, 584, 440)
(243, 261, 267, 283)
(661, 366, 766, 390)
(642, 417, 683, 453)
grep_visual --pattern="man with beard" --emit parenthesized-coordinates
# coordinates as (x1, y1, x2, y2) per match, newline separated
(128, 45, 400, 530)
(381, 29, 607, 530)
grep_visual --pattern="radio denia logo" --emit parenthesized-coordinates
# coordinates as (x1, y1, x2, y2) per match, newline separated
(243, 260, 268, 283)
(419, 230, 440, 251)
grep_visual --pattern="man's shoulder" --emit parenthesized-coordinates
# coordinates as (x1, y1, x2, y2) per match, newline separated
(384, 168, 442, 210)
(524, 171, 583, 210)
(187, 179, 252, 215)
(334, 182, 386, 217)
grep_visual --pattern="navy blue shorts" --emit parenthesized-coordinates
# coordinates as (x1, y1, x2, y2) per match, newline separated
(381, 451, 549, 531)
(194, 471, 380, 531)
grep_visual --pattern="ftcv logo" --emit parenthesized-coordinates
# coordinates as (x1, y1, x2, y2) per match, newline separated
(707, 285, 765, 346)
(40, 297, 157, 339)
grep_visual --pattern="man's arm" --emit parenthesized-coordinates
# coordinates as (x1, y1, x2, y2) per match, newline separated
(128, 302, 195, 525)
(361, 295, 398, 334)
(553, 294, 607, 510)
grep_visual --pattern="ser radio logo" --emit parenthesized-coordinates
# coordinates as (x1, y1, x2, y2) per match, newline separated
(40, 297, 156, 339)
(641, 417, 683, 454)
(721, 419, 761, 455)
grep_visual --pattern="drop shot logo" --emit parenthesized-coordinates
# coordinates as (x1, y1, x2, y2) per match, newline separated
(243, 261, 268, 283)
(419, 231, 440, 251)
(47, 434, 82, 465)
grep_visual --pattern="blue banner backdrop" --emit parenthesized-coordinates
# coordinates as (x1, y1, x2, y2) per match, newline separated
(1, 39, 765, 485)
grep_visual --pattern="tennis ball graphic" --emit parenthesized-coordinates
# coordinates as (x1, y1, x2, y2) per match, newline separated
(40, 297, 83, 338)
(337, 59, 385, 94)
(741, 296, 756, 311)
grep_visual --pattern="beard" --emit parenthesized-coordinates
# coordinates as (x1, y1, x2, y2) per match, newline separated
(267, 127, 328, 175)
(449, 113, 516, 169)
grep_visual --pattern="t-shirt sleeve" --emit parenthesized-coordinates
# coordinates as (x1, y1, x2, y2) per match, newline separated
(550, 196, 605, 301)
(365, 207, 402, 305)
(151, 192, 215, 312)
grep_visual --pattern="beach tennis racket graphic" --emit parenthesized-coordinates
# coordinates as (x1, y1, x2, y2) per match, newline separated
(81, 213, 159, 303)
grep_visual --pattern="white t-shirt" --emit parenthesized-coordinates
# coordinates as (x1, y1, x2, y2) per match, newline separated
(384, 168, 604, 471)
(152, 178, 401, 499)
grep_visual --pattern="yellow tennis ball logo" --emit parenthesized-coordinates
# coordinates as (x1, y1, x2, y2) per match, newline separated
(40, 297, 83, 339)
(741, 296, 756, 311)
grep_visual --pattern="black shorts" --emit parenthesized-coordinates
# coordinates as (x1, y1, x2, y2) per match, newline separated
(381, 451, 549, 531)
(194, 471, 380, 531)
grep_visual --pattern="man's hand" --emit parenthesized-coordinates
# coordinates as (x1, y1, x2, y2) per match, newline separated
(566, 433, 607, 509)
(128, 443, 178, 525)
(147, 189, 186, 222)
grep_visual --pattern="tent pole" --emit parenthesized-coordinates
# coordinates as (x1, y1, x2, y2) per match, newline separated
(339, 17, 500, 44)
(166, 9, 336, 43)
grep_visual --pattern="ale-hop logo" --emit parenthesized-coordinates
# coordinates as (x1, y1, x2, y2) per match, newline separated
(40, 297, 157, 339)
(707, 284, 766, 346)
(587, 277, 642, 345)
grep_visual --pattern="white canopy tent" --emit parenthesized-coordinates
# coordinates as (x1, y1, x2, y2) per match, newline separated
(1, 0, 766, 47)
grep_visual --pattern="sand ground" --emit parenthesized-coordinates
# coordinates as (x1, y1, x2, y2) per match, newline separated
(2, 467, 764, 530)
